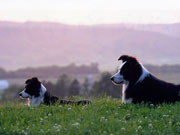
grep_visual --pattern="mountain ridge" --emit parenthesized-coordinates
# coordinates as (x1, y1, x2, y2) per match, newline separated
(0, 21, 180, 70)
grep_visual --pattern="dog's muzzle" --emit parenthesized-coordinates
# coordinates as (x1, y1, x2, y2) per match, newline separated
(111, 76, 124, 84)
(19, 91, 31, 98)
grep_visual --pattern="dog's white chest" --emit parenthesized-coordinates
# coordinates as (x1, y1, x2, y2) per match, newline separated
(122, 83, 132, 103)
(31, 96, 44, 106)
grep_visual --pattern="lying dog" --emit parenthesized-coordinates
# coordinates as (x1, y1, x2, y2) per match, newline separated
(111, 55, 180, 104)
(19, 77, 91, 106)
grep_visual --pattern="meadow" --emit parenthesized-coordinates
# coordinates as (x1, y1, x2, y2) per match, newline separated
(1, 98, 180, 135)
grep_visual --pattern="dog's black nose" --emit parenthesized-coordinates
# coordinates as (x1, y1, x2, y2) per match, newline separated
(19, 93, 22, 96)
(110, 77, 114, 81)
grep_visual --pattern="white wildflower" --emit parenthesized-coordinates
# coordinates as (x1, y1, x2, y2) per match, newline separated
(72, 122, 79, 128)
(138, 120, 142, 123)
(148, 123, 153, 129)
(39, 129, 44, 133)
(163, 114, 168, 118)
(138, 126, 142, 130)
(40, 117, 43, 121)
(121, 127, 125, 131)
(103, 131, 107, 134)
(100, 117, 105, 121)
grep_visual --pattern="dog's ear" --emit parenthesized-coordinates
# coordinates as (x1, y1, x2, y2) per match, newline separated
(118, 55, 130, 62)
(25, 77, 40, 84)
(25, 79, 31, 84)
(118, 55, 137, 63)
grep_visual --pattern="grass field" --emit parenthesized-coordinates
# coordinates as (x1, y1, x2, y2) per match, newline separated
(1, 98, 180, 135)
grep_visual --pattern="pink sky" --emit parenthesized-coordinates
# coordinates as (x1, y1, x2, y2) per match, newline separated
(0, 0, 180, 24)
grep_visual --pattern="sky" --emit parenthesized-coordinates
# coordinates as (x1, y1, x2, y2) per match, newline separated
(0, 0, 180, 25)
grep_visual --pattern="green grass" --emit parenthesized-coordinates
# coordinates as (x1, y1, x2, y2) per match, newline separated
(1, 98, 180, 135)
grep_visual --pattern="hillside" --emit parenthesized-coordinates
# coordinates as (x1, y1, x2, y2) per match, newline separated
(0, 21, 180, 70)
(124, 23, 180, 38)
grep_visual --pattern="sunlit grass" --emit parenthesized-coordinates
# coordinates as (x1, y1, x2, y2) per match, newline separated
(1, 98, 180, 135)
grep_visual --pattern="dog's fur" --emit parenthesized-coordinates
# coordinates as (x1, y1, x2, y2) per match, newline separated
(19, 77, 91, 106)
(111, 55, 180, 104)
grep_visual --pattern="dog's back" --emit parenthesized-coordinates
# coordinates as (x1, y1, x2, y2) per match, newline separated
(129, 74, 180, 104)
(59, 99, 91, 105)
(44, 91, 91, 105)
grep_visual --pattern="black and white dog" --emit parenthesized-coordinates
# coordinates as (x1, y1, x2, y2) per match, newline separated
(111, 55, 180, 104)
(19, 77, 91, 106)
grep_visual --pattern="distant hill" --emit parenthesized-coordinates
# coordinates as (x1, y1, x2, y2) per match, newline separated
(0, 21, 180, 70)
(123, 23, 180, 38)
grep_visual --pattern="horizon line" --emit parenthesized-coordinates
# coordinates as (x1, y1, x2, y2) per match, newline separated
(1, 20, 180, 26)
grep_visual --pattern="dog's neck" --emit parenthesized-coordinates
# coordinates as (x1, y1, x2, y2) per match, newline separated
(122, 81, 130, 103)
(122, 64, 150, 103)
(30, 84, 47, 106)
(135, 63, 150, 84)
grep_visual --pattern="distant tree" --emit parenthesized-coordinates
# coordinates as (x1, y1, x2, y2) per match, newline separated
(42, 80, 54, 94)
(0, 67, 7, 78)
(54, 74, 70, 97)
(81, 78, 90, 95)
(68, 79, 81, 96)
(91, 72, 122, 98)
(1, 85, 23, 101)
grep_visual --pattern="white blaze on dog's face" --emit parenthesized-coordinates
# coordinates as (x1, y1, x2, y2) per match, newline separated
(19, 89, 31, 98)
(111, 62, 127, 84)
(19, 77, 41, 99)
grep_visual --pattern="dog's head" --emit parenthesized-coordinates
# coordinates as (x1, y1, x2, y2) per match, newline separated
(19, 77, 41, 98)
(111, 55, 143, 84)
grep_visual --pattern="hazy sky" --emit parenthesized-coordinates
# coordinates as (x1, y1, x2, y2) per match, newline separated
(0, 0, 180, 24)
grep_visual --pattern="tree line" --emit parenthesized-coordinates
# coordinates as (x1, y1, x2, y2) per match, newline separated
(0, 72, 121, 102)
(1, 64, 180, 102)
(1, 64, 180, 79)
